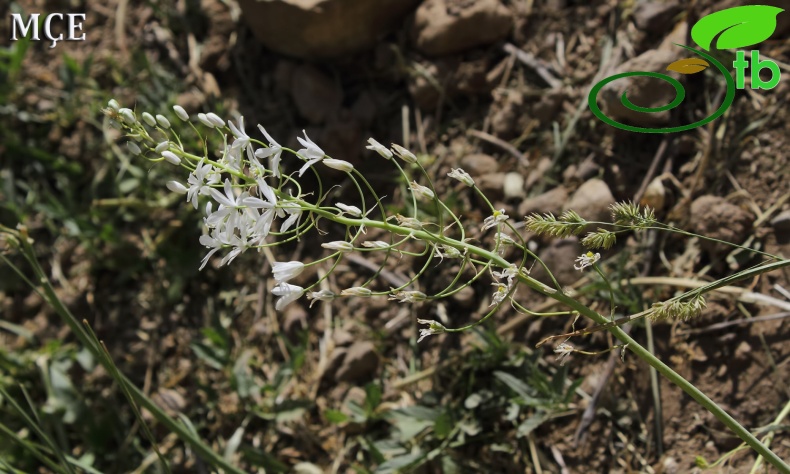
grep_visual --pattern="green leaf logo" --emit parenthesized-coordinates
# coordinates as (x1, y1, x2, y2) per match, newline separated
(691, 5, 784, 51)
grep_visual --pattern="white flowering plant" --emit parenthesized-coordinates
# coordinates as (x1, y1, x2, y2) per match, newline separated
(86, 99, 790, 472)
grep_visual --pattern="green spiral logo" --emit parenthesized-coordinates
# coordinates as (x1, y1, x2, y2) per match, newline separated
(588, 44, 735, 134)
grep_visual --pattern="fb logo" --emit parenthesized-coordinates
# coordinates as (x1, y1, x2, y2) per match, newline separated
(589, 5, 784, 133)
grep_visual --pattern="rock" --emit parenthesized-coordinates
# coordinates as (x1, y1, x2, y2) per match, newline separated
(335, 341, 378, 382)
(525, 157, 552, 189)
(411, 0, 513, 56)
(282, 304, 308, 341)
(460, 153, 499, 176)
(770, 210, 790, 237)
(489, 91, 524, 139)
(237, 0, 422, 59)
(408, 57, 494, 110)
(452, 286, 476, 306)
(519, 187, 568, 218)
(596, 48, 682, 126)
(563, 179, 616, 223)
(632, 1, 682, 33)
(477, 173, 507, 201)
(503, 172, 525, 200)
(690, 196, 753, 255)
(290, 64, 342, 124)
(529, 238, 584, 287)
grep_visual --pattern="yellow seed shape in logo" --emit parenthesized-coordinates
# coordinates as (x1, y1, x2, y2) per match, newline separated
(666, 58, 710, 74)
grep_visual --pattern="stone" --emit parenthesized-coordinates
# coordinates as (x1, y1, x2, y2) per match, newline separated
(411, 0, 513, 56)
(237, 0, 422, 59)
(519, 187, 568, 218)
(690, 196, 753, 255)
(563, 179, 616, 223)
(290, 64, 342, 124)
(460, 153, 499, 176)
(529, 238, 584, 287)
(596, 48, 682, 126)
(503, 172, 525, 200)
(335, 341, 378, 383)
(477, 173, 507, 201)
(770, 210, 790, 237)
(632, 2, 682, 33)
(282, 304, 308, 341)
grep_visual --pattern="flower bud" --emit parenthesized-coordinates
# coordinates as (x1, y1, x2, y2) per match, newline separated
(162, 151, 181, 165)
(173, 105, 189, 121)
(197, 113, 215, 128)
(323, 158, 354, 173)
(166, 180, 188, 194)
(156, 114, 171, 129)
(107, 99, 120, 111)
(119, 108, 136, 124)
(341, 287, 372, 297)
(409, 181, 435, 201)
(391, 143, 417, 163)
(366, 138, 392, 159)
(448, 168, 474, 187)
(322, 241, 353, 253)
(142, 112, 157, 127)
(206, 112, 225, 127)
(155, 141, 169, 153)
(127, 141, 141, 155)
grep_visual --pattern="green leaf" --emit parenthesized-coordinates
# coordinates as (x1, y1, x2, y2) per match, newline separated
(364, 383, 382, 414)
(517, 412, 548, 437)
(324, 409, 349, 424)
(691, 5, 784, 51)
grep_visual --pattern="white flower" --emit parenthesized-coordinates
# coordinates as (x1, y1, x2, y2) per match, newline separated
(173, 105, 189, 121)
(279, 199, 303, 233)
(272, 283, 304, 310)
(142, 112, 157, 127)
(162, 151, 181, 165)
(166, 180, 188, 194)
(554, 342, 574, 366)
(435, 245, 462, 260)
(186, 160, 220, 209)
(417, 319, 446, 343)
(492, 264, 520, 287)
(409, 181, 435, 201)
(308, 290, 335, 307)
(256, 125, 282, 178)
(340, 287, 372, 297)
(296, 130, 325, 177)
(336, 202, 362, 217)
(481, 209, 508, 231)
(490, 282, 510, 307)
(156, 114, 171, 129)
(272, 261, 305, 283)
(389, 291, 427, 303)
(448, 168, 474, 187)
(209, 179, 243, 209)
(573, 251, 601, 271)
(495, 232, 516, 246)
(323, 158, 354, 173)
(155, 141, 169, 153)
(322, 241, 354, 253)
(228, 117, 253, 158)
(366, 138, 392, 159)
(391, 144, 417, 163)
